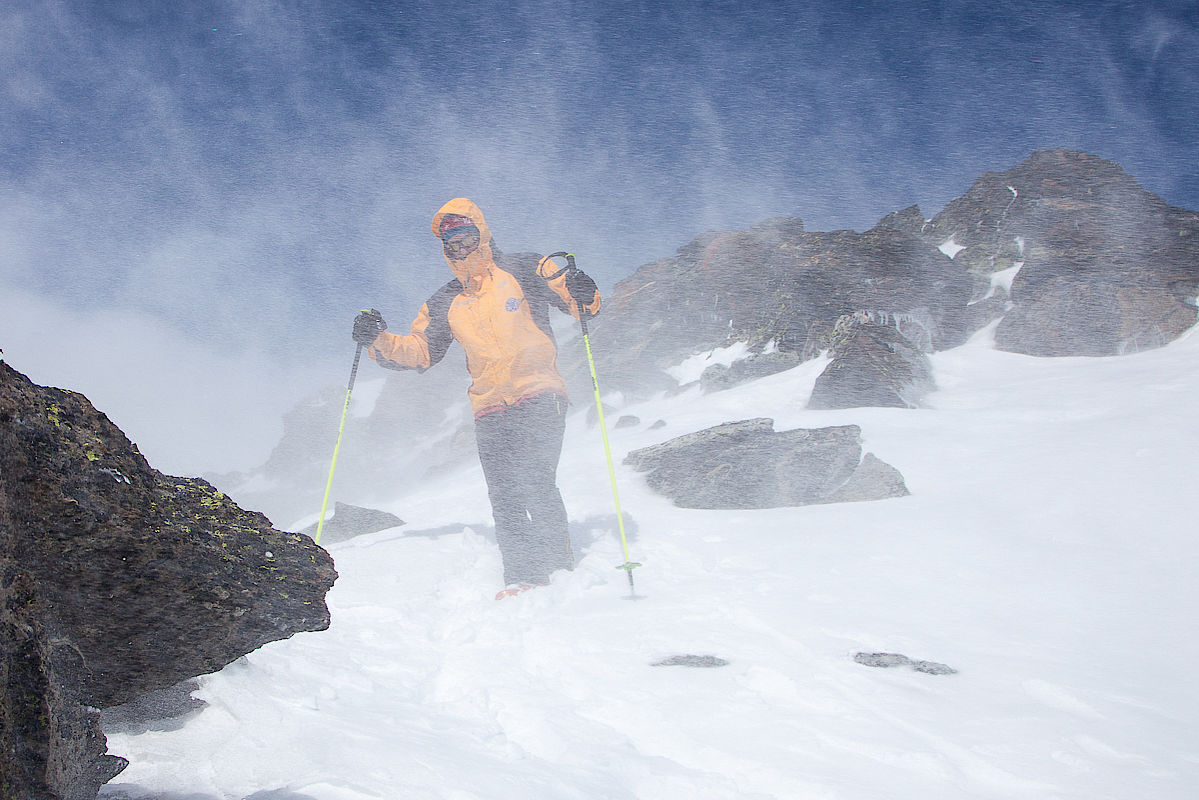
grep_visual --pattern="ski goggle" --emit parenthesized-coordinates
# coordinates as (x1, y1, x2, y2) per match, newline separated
(441, 225, 481, 259)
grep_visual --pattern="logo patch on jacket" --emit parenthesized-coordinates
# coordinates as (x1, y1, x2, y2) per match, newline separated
(505, 297, 521, 312)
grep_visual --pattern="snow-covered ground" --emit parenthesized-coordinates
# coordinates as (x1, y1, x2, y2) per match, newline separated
(102, 323, 1199, 799)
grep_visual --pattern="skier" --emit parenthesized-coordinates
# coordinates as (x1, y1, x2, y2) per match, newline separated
(352, 198, 601, 599)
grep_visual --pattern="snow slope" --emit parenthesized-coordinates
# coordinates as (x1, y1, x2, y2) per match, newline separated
(102, 324, 1199, 799)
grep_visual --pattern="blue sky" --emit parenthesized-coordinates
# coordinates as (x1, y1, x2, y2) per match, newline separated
(2, 0, 1197, 471)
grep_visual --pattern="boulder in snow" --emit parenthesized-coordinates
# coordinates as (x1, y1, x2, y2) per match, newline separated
(623, 418, 908, 509)
(0, 360, 337, 798)
(854, 652, 957, 675)
(807, 315, 935, 409)
(699, 351, 803, 393)
(300, 501, 405, 543)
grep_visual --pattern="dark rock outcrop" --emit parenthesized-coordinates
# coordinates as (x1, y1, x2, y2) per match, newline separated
(808, 316, 935, 409)
(572, 213, 973, 399)
(924, 149, 1199, 356)
(0, 568, 127, 798)
(0, 360, 337, 799)
(623, 418, 908, 509)
(700, 351, 803, 393)
(300, 501, 405, 544)
(564, 150, 1197, 405)
(99, 678, 205, 736)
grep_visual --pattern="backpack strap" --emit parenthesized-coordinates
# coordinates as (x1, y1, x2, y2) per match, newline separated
(422, 278, 462, 369)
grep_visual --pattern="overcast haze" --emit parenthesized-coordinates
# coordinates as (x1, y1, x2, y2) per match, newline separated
(2, 0, 1197, 473)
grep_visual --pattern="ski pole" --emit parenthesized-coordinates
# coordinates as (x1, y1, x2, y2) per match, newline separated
(543, 252, 641, 594)
(315, 341, 363, 545)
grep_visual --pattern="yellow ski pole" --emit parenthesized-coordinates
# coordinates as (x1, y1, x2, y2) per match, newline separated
(315, 342, 363, 545)
(543, 252, 641, 595)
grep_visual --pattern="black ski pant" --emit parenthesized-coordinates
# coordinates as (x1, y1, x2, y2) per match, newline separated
(474, 393, 574, 586)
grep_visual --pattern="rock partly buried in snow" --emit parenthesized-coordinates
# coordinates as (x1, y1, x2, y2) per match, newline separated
(853, 652, 958, 675)
(623, 418, 908, 509)
(807, 316, 935, 409)
(700, 351, 804, 393)
(301, 501, 405, 543)
(0, 360, 338, 798)
(651, 654, 730, 668)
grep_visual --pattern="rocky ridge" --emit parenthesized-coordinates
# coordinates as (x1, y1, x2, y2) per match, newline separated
(570, 149, 1198, 398)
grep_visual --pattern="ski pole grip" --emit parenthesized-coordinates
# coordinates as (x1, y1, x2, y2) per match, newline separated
(544, 253, 588, 330)
(542, 251, 578, 280)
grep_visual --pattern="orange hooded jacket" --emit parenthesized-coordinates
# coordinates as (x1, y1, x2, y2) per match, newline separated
(365, 198, 601, 418)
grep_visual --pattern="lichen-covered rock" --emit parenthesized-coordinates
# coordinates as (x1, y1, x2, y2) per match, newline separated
(0, 359, 338, 798)
(623, 418, 908, 509)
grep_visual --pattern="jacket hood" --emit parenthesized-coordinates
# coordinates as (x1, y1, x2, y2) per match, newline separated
(432, 198, 495, 287)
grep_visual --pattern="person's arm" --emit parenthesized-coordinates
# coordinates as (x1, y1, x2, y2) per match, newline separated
(356, 280, 459, 371)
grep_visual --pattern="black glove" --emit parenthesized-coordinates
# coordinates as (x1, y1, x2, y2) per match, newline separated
(352, 309, 387, 346)
(565, 270, 598, 306)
